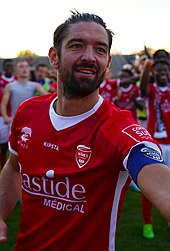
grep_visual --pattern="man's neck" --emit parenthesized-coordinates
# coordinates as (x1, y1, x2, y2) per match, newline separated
(17, 77, 29, 84)
(56, 91, 99, 116)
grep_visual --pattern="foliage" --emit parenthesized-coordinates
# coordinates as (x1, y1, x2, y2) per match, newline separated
(16, 50, 38, 57)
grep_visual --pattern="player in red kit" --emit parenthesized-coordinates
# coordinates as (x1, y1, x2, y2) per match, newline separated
(0, 59, 15, 169)
(0, 12, 170, 251)
(113, 68, 144, 121)
(99, 68, 119, 102)
(140, 59, 170, 238)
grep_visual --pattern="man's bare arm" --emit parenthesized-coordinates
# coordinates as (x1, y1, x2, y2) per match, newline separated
(138, 163, 170, 221)
(1, 84, 12, 124)
(0, 153, 21, 243)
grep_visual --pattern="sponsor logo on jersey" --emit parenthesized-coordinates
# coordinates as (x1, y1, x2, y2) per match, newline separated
(18, 127, 32, 149)
(122, 124, 152, 142)
(43, 141, 59, 151)
(21, 168, 86, 213)
(141, 147, 164, 162)
(75, 145, 92, 168)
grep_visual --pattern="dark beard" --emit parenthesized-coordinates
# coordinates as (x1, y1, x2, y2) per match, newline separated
(58, 62, 106, 98)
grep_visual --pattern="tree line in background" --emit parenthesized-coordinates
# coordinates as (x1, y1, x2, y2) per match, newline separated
(0, 46, 157, 58)
(16, 50, 38, 57)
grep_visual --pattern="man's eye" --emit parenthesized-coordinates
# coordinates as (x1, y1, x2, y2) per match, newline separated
(97, 48, 107, 54)
(71, 44, 82, 49)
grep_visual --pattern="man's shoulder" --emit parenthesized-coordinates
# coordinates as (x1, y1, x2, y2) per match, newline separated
(24, 93, 55, 104)
(27, 80, 36, 85)
(100, 103, 153, 146)
(17, 93, 56, 112)
(8, 80, 18, 86)
(101, 99, 133, 126)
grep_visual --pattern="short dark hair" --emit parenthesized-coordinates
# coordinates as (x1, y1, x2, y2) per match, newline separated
(36, 63, 48, 71)
(152, 59, 170, 69)
(53, 11, 114, 58)
(2, 59, 13, 68)
(153, 49, 169, 60)
(121, 69, 133, 77)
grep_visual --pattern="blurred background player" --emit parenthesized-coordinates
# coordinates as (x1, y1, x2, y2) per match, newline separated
(113, 68, 144, 122)
(1, 60, 46, 125)
(0, 59, 15, 169)
(99, 67, 119, 102)
(140, 59, 170, 238)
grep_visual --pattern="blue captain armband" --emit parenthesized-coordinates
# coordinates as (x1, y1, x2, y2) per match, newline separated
(126, 143, 165, 186)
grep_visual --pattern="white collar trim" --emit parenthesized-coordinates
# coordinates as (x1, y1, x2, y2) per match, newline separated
(49, 95, 103, 131)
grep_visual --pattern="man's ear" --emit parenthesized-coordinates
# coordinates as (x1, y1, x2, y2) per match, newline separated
(48, 47, 59, 69)
(107, 55, 112, 69)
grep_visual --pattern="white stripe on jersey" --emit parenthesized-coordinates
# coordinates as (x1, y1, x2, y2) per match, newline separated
(109, 170, 129, 251)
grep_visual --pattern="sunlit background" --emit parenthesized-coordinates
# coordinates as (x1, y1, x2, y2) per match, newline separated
(1, 0, 170, 58)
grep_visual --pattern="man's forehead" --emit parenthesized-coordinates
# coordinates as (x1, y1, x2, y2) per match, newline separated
(38, 66, 48, 70)
(5, 62, 13, 67)
(66, 22, 108, 40)
(154, 64, 169, 70)
(17, 62, 29, 67)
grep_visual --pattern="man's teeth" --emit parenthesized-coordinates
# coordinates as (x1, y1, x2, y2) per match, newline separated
(77, 69, 95, 74)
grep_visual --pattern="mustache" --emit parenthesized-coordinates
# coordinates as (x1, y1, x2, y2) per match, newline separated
(73, 62, 98, 71)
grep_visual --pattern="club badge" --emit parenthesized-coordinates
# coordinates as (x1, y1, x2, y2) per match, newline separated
(75, 145, 92, 168)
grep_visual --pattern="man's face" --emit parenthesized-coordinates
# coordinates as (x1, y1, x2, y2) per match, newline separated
(3, 62, 14, 77)
(57, 22, 111, 98)
(153, 63, 170, 86)
(16, 61, 30, 79)
(118, 70, 132, 88)
(36, 66, 49, 80)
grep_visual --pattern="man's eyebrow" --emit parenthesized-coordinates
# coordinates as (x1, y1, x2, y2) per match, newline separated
(66, 39, 109, 49)
(66, 38, 84, 45)
(97, 41, 109, 49)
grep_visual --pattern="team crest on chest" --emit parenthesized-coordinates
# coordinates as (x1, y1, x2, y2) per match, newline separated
(75, 145, 92, 168)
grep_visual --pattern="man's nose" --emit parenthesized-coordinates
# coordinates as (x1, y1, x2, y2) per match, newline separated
(81, 46, 96, 63)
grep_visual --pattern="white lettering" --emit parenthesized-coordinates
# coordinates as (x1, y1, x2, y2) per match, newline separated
(41, 177, 50, 194)
(22, 173, 32, 190)
(72, 184, 86, 200)
(66, 204, 72, 211)
(55, 177, 70, 198)
(44, 198, 51, 207)
(78, 152, 88, 158)
(51, 199, 57, 208)
(43, 142, 59, 151)
(32, 177, 41, 192)
(43, 198, 85, 213)
(56, 201, 63, 210)
(21, 173, 86, 203)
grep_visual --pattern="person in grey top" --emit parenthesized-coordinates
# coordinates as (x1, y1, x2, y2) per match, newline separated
(1, 60, 46, 124)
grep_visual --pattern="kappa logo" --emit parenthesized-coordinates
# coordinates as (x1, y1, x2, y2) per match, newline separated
(75, 145, 92, 168)
(20, 127, 32, 142)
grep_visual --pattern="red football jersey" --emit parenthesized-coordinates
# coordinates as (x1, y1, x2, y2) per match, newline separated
(0, 75, 16, 95)
(99, 79, 118, 102)
(0, 75, 16, 116)
(114, 84, 141, 121)
(9, 94, 156, 251)
(147, 83, 170, 144)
